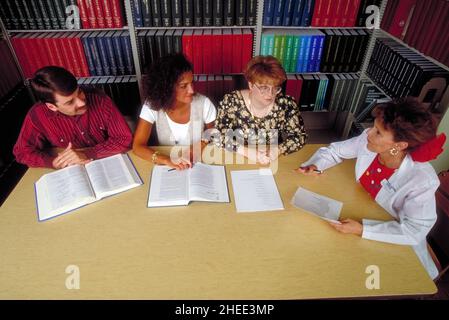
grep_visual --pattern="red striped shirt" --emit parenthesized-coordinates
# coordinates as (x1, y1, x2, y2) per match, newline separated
(13, 92, 132, 168)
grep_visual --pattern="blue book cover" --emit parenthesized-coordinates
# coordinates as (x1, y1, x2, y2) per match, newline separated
(292, 0, 306, 26)
(263, 0, 275, 25)
(302, 35, 312, 72)
(104, 31, 118, 76)
(96, 31, 111, 76)
(132, 0, 143, 27)
(111, 31, 126, 75)
(273, 0, 285, 26)
(88, 33, 104, 76)
(296, 35, 306, 72)
(315, 35, 325, 72)
(300, 0, 314, 27)
(308, 35, 319, 73)
(81, 32, 96, 76)
(282, 0, 295, 26)
(121, 31, 135, 74)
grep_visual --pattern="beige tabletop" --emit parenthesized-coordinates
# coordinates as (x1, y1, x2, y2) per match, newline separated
(0, 145, 437, 299)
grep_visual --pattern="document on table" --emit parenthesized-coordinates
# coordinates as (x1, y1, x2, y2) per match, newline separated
(291, 187, 342, 224)
(230, 169, 284, 212)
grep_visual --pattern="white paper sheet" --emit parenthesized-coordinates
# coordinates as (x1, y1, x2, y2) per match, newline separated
(230, 169, 284, 212)
(291, 187, 342, 224)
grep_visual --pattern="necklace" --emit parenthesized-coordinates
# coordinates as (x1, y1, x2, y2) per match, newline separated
(247, 93, 273, 118)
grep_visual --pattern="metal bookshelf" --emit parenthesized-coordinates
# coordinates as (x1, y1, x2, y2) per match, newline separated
(254, 0, 389, 141)
(342, 0, 389, 138)
(7, 27, 129, 33)
(2, 0, 446, 143)
(135, 26, 256, 30)
(378, 29, 449, 73)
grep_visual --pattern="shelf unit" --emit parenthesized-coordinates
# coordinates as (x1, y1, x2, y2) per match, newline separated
(342, 0, 389, 138)
(0, 20, 31, 206)
(344, 0, 449, 138)
(1, 0, 447, 144)
(255, 0, 389, 140)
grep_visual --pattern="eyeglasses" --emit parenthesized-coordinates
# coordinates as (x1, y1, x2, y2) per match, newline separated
(253, 83, 282, 96)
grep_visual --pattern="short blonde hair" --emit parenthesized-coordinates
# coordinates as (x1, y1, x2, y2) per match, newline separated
(244, 55, 287, 86)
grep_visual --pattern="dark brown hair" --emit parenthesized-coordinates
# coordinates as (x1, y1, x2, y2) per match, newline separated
(244, 55, 287, 86)
(30, 66, 78, 104)
(372, 97, 439, 151)
(143, 53, 193, 111)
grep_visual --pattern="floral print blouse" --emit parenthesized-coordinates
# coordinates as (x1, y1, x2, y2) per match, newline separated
(213, 90, 308, 155)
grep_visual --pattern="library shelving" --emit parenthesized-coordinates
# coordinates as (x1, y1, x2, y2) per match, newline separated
(0, 26, 32, 206)
(347, 0, 449, 138)
(0, 0, 448, 144)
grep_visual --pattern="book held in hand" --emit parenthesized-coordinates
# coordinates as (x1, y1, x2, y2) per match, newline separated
(147, 163, 229, 207)
(35, 154, 143, 221)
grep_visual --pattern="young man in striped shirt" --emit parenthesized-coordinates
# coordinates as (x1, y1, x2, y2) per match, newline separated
(13, 66, 132, 169)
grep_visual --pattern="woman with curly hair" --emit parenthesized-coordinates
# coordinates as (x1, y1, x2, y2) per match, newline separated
(214, 55, 308, 164)
(132, 54, 216, 170)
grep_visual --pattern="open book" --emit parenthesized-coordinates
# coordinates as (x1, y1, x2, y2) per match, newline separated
(148, 163, 229, 207)
(35, 154, 143, 221)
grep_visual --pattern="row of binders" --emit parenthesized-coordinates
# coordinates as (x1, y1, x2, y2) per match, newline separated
(11, 31, 135, 78)
(261, 29, 370, 73)
(138, 28, 253, 75)
(0, 0, 126, 30)
(132, 0, 257, 27)
(285, 73, 360, 112)
(263, 0, 382, 27)
(367, 37, 449, 99)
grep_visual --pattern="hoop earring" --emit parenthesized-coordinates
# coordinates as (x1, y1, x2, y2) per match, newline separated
(389, 147, 399, 156)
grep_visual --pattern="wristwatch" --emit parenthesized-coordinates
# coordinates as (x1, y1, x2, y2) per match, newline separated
(151, 151, 159, 164)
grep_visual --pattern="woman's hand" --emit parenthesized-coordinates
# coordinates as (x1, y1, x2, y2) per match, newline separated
(157, 154, 192, 171)
(294, 164, 321, 176)
(256, 150, 271, 164)
(329, 219, 363, 236)
(268, 147, 280, 161)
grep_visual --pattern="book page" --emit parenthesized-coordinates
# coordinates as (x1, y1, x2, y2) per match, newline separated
(85, 154, 138, 198)
(230, 169, 284, 212)
(147, 166, 189, 207)
(189, 163, 229, 202)
(291, 187, 342, 224)
(35, 165, 95, 221)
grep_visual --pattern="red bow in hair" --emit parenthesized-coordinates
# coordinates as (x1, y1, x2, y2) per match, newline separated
(410, 133, 447, 162)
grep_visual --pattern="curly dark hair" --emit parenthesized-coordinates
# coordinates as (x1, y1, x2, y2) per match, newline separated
(143, 54, 193, 111)
(372, 97, 439, 151)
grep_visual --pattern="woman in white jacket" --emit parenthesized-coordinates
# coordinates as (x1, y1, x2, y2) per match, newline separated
(297, 97, 446, 280)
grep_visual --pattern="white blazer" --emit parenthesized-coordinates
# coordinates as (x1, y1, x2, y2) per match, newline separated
(302, 129, 440, 279)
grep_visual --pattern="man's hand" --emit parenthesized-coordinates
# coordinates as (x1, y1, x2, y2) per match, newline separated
(52, 142, 92, 169)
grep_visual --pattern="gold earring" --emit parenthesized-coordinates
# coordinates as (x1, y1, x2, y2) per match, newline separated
(390, 147, 399, 156)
